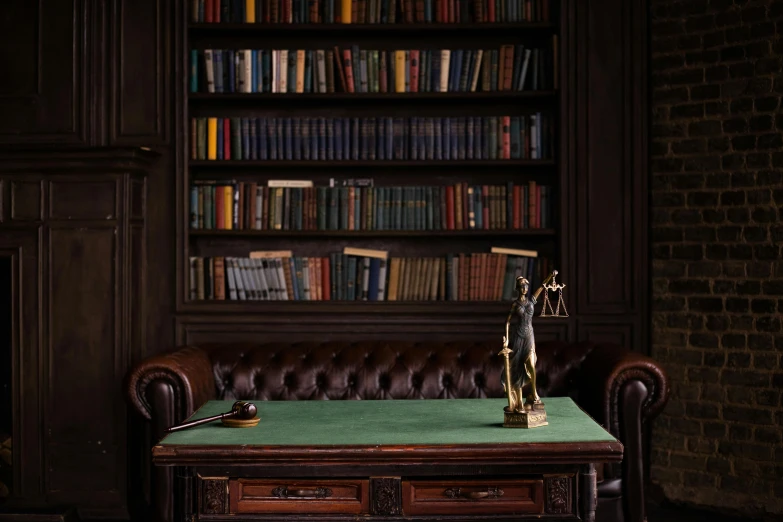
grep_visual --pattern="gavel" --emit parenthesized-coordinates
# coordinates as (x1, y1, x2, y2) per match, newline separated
(165, 400, 258, 433)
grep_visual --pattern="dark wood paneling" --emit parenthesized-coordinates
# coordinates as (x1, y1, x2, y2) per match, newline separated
(48, 180, 118, 219)
(46, 226, 120, 504)
(573, 0, 647, 320)
(0, 149, 155, 520)
(0, 0, 86, 144)
(10, 181, 43, 221)
(110, 0, 169, 144)
(0, 230, 42, 499)
(577, 319, 635, 352)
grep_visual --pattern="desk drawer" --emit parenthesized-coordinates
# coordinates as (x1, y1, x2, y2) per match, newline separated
(402, 478, 544, 515)
(229, 479, 370, 514)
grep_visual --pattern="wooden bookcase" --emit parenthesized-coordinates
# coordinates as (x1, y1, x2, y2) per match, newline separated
(177, 1, 565, 321)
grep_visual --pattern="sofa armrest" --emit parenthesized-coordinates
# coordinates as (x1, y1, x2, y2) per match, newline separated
(577, 344, 669, 438)
(125, 345, 215, 424)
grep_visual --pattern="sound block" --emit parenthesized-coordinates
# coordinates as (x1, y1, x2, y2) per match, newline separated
(222, 416, 260, 428)
(503, 406, 548, 428)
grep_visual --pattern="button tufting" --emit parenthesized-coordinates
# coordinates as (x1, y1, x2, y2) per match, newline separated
(284, 372, 297, 388)
(442, 374, 452, 387)
(316, 373, 327, 388)
(378, 374, 390, 390)
(474, 373, 486, 387)
(347, 374, 357, 387)
(411, 373, 422, 388)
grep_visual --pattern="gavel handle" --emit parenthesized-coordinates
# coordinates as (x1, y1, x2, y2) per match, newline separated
(166, 411, 235, 433)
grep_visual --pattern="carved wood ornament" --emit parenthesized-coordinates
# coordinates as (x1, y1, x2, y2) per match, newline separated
(370, 478, 401, 515)
(545, 477, 570, 514)
(202, 479, 228, 514)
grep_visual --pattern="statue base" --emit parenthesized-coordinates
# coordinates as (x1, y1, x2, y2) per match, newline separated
(503, 403, 548, 428)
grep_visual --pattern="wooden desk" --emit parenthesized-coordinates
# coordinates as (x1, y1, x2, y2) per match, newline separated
(153, 398, 622, 522)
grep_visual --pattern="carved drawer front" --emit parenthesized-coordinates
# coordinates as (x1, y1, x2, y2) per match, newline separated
(228, 479, 370, 514)
(402, 478, 544, 515)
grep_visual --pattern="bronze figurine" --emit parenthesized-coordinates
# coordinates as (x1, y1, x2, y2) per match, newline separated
(499, 270, 559, 428)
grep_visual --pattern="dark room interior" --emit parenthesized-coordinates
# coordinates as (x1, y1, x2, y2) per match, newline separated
(0, 0, 781, 521)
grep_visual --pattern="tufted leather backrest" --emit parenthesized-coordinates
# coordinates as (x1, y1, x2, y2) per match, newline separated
(197, 341, 597, 402)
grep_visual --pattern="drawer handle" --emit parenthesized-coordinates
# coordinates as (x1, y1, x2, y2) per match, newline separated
(271, 486, 333, 499)
(443, 487, 504, 500)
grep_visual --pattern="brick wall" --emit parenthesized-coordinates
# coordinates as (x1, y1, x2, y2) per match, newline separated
(649, 0, 783, 516)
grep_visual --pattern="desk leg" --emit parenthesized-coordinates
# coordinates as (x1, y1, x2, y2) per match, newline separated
(174, 466, 194, 522)
(580, 463, 597, 522)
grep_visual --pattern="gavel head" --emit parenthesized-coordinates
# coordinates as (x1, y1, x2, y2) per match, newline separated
(231, 400, 258, 419)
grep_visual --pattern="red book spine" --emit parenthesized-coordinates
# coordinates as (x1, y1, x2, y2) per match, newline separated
(487, 0, 495, 22)
(223, 119, 230, 159)
(512, 185, 521, 229)
(205, 0, 214, 22)
(322, 257, 331, 301)
(379, 51, 388, 93)
(501, 116, 511, 159)
(343, 50, 355, 93)
(445, 185, 455, 230)
(409, 50, 420, 93)
(536, 185, 542, 228)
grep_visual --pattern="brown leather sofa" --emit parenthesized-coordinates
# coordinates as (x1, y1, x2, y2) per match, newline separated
(126, 340, 668, 522)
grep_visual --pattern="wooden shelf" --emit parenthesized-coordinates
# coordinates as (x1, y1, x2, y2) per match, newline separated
(179, 300, 519, 315)
(188, 91, 557, 102)
(188, 22, 556, 34)
(189, 159, 555, 168)
(189, 228, 556, 238)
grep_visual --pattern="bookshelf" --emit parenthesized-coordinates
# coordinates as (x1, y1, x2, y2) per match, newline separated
(177, 0, 564, 314)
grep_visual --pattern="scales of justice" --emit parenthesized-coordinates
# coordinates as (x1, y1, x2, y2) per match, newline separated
(498, 270, 568, 428)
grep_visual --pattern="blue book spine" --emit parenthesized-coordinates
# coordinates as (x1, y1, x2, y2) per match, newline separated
(251, 50, 258, 92)
(310, 119, 318, 160)
(351, 118, 360, 160)
(250, 119, 258, 160)
(342, 119, 350, 159)
(451, 118, 459, 159)
(285, 118, 293, 160)
(290, 257, 300, 300)
(268, 118, 277, 160)
(327, 119, 335, 160)
(258, 117, 268, 160)
(228, 51, 235, 93)
(214, 52, 224, 93)
(442, 118, 450, 160)
(335, 119, 343, 160)
(368, 258, 380, 301)
(216, 121, 224, 160)
(385, 117, 393, 160)
(276, 119, 284, 159)
(256, 50, 264, 92)
(190, 50, 199, 92)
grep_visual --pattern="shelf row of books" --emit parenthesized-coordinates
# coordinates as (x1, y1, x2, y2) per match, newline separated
(191, 43, 555, 94)
(189, 246, 547, 301)
(190, 179, 552, 231)
(191, 115, 551, 161)
(190, 0, 551, 24)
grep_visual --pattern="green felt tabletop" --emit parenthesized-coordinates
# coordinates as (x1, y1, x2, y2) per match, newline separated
(159, 397, 615, 446)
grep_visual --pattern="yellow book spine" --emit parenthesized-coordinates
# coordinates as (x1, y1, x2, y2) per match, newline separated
(207, 117, 218, 160)
(296, 50, 306, 93)
(341, 0, 352, 23)
(245, 0, 256, 22)
(394, 50, 406, 93)
(224, 185, 233, 230)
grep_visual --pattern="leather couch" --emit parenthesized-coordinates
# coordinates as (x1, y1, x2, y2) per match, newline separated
(126, 340, 668, 522)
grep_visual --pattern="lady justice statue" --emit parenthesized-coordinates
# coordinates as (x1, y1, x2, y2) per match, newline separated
(498, 270, 562, 428)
